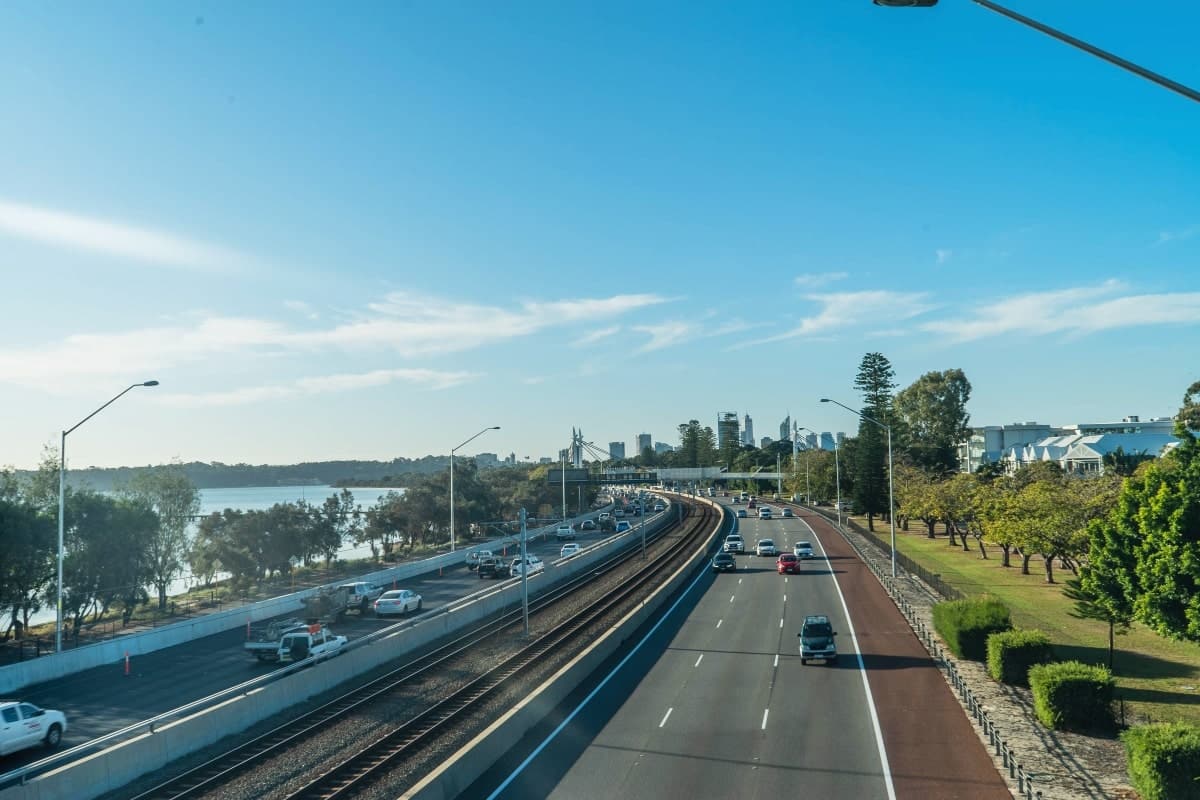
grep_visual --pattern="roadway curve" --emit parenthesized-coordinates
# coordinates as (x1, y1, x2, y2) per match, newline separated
(463, 500, 1009, 799)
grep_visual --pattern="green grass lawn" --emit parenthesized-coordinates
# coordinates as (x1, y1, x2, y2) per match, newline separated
(853, 518, 1200, 727)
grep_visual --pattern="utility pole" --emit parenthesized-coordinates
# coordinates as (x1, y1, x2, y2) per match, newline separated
(520, 508, 529, 636)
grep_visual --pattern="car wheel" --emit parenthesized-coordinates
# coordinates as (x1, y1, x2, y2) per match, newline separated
(44, 723, 62, 748)
(800, 658, 807, 666)
(416, 599, 422, 611)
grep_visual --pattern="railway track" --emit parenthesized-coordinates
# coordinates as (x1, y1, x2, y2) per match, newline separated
(129, 497, 720, 800)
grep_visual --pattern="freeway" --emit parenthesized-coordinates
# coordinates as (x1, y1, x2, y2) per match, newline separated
(0, 505, 669, 776)
(465, 499, 1010, 799)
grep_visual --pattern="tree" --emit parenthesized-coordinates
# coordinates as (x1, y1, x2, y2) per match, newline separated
(0, 498, 55, 639)
(894, 369, 972, 475)
(851, 352, 897, 531)
(122, 465, 200, 610)
(895, 464, 938, 537)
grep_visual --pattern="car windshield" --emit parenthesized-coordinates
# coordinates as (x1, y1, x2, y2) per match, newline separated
(805, 623, 833, 637)
(797, 542, 812, 549)
(379, 591, 403, 600)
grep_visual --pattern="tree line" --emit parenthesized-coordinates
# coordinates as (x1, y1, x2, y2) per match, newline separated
(0, 458, 590, 641)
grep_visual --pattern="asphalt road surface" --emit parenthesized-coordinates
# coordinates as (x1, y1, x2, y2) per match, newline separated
(465, 499, 1010, 800)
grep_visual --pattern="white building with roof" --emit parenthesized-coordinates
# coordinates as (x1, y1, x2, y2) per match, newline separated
(962, 416, 1178, 474)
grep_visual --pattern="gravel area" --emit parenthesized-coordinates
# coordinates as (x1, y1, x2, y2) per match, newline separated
(106, 511, 708, 800)
(821, 509, 1136, 800)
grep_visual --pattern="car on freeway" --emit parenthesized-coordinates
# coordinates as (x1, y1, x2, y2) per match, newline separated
(724, 534, 745, 554)
(613, 508, 626, 518)
(510, 555, 545, 578)
(338, 581, 384, 614)
(735, 508, 747, 518)
(756, 539, 777, 557)
(556, 524, 577, 540)
(614, 520, 633, 533)
(711, 552, 737, 573)
(598, 512, 611, 522)
(580, 519, 597, 531)
(0, 701, 67, 754)
(374, 589, 422, 615)
(758, 506, 773, 519)
(776, 553, 800, 574)
(748, 499, 757, 510)
(560, 542, 582, 558)
(793, 541, 815, 559)
(477, 556, 506, 579)
(731, 495, 741, 504)
(781, 507, 794, 518)
(653, 503, 665, 512)
(798, 615, 838, 664)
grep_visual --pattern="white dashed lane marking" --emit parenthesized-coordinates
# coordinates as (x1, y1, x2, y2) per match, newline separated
(694, 653, 703, 668)
(659, 707, 673, 728)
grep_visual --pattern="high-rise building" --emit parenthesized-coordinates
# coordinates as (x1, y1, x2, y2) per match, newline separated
(742, 414, 755, 446)
(636, 432, 652, 456)
(760, 436, 773, 449)
(609, 441, 626, 460)
(835, 431, 847, 445)
(804, 432, 818, 450)
(779, 416, 790, 442)
(819, 432, 836, 451)
(717, 412, 740, 450)
(654, 441, 673, 455)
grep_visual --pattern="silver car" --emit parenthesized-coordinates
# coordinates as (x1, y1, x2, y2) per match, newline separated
(794, 541, 815, 559)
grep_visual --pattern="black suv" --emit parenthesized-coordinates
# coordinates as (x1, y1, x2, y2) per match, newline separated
(477, 557, 505, 579)
(798, 615, 838, 664)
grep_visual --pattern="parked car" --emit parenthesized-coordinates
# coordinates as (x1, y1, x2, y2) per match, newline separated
(614, 520, 633, 533)
(793, 541, 815, 559)
(560, 542, 582, 558)
(756, 539, 777, 557)
(776, 553, 800, 574)
(374, 589, 422, 616)
(799, 615, 838, 664)
(0, 701, 67, 754)
(338, 581, 384, 614)
(724, 535, 745, 554)
(556, 525, 577, 540)
(510, 555, 545, 578)
(782, 507, 794, 518)
(711, 552, 737, 572)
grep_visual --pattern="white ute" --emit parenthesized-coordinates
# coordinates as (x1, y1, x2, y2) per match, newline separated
(0, 701, 67, 754)
(277, 624, 348, 664)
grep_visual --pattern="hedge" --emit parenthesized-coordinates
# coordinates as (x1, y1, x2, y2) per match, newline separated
(1123, 722, 1200, 800)
(986, 629, 1053, 686)
(932, 597, 1012, 661)
(1028, 660, 1115, 732)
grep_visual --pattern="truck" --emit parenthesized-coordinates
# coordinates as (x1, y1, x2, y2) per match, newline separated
(277, 624, 348, 664)
(302, 585, 350, 624)
(467, 549, 498, 570)
(245, 618, 312, 661)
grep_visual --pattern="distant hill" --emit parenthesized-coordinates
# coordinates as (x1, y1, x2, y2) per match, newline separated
(16, 457, 457, 492)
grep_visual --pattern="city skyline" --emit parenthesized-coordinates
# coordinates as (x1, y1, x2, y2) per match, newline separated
(2, 2, 1196, 470)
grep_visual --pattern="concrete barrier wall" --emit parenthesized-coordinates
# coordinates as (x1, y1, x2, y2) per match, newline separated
(0, 507, 614, 695)
(0, 502, 671, 800)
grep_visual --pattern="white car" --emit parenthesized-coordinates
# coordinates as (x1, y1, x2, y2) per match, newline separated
(756, 539, 778, 557)
(736, 508, 748, 518)
(560, 542, 582, 558)
(374, 589, 422, 615)
(724, 535, 745, 554)
(598, 511, 611, 522)
(782, 507, 794, 518)
(556, 525, 577, 540)
(653, 503, 665, 512)
(510, 555, 545, 577)
(0, 701, 67, 754)
(758, 507, 773, 519)
(794, 541, 815, 559)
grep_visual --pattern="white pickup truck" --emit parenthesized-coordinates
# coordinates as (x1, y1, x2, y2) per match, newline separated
(277, 625, 348, 664)
(0, 701, 67, 754)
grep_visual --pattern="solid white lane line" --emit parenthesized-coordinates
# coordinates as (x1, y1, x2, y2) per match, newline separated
(695, 653, 704, 668)
(798, 516, 898, 800)
(761, 708, 770, 730)
(717, 619, 723, 628)
(659, 707, 673, 728)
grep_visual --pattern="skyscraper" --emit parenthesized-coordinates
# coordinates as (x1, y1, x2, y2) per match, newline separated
(717, 412, 740, 450)
(820, 432, 836, 451)
(609, 441, 626, 459)
(742, 413, 755, 447)
(780, 416, 790, 442)
(636, 432, 652, 456)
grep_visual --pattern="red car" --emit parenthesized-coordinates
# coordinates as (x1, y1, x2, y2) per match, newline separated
(777, 553, 800, 574)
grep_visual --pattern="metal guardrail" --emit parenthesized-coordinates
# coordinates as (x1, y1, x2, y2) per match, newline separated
(816, 507, 1043, 800)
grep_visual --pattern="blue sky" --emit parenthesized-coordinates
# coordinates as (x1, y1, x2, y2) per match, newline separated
(2, 1, 1197, 469)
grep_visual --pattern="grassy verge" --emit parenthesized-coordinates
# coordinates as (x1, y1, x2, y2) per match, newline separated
(849, 515, 1200, 727)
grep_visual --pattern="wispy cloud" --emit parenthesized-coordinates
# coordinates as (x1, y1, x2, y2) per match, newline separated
(571, 325, 621, 347)
(936, 248, 953, 265)
(634, 321, 695, 352)
(0, 291, 668, 391)
(283, 300, 320, 320)
(920, 280, 1200, 341)
(735, 290, 935, 348)
(1154, 224, 1200, 246)
(793, 271, 849, 289)
(156, 368, 478, 408)
(0, 198, 248, 271)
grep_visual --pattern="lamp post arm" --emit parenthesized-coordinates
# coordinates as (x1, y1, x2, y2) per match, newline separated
(65, 383, 142, 438)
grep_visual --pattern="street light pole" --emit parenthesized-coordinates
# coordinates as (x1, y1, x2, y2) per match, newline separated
(874, 0, 1200, 105)
(450, 426, 500, 553)
(821, 397, 897, 579)
(796, 425, 816, 504)
(833, 438, 842, 528)
(519, 507, 530, 636)
(640, 497, 646, 560)
(57, 380, 159, 652)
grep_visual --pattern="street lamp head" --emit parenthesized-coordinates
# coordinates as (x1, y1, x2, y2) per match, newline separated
(142, 380, 160, 387)
(873, 0, 938, 6)
(819, 398, 830, 403)
(490, 426, 501, 430)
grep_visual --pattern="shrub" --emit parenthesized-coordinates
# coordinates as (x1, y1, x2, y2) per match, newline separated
(1028, 660, 1115, 731)
(1123, 722, 1200, 800)
(932, 597, 1012, 661)
(986, 629, 1053, 686)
